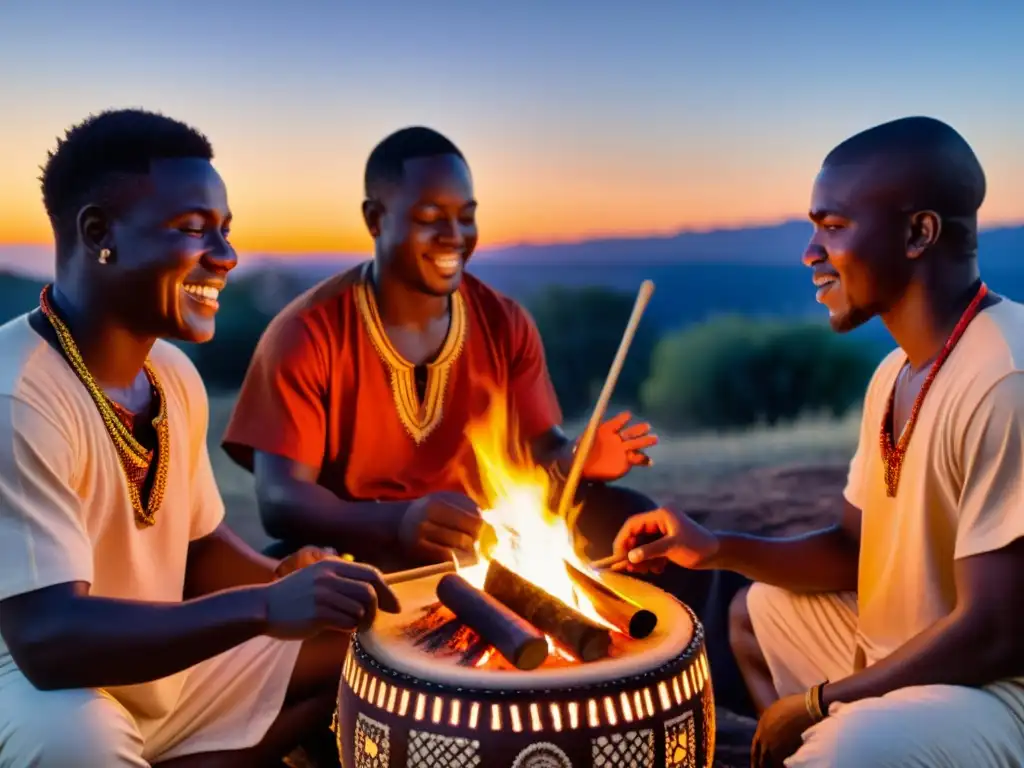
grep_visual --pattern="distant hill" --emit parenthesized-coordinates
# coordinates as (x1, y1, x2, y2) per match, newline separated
(0, 271, 46, 321)
(2, 220, 1019, 353)
(485, 221, 821, 265)
(4, 219, 1020, 279)
(238, 221, 1021, 352)
(246, 220, 1022, 274)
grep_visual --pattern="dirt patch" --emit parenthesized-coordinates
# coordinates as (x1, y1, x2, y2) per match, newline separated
(667, 463, 848, 536)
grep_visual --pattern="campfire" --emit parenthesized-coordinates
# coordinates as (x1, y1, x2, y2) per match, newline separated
(335, 281, 716, 767)
(402, 390, 655, 671)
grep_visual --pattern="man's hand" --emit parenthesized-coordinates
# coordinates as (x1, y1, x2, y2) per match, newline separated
(399, 492, 484, 563)
(273, 545, 342, 579)
(751, 694, 815, 767)
(263, 559, 401, 639)
(612, 507, 719, 572)
(582, 411, 658, 482)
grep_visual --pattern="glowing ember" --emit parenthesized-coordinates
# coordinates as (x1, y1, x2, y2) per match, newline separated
(457, 391, 614, 641)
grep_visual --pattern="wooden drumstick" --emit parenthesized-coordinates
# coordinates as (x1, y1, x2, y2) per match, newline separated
(384, 550, 477, 586)
(589, 553, 629, 570)
(384, 560, 457, 586)
(382, 520, 496, 586)
(559, 280, 655, 534)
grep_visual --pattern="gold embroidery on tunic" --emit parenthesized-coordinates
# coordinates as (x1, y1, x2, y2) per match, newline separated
(354, 266, 466, 444)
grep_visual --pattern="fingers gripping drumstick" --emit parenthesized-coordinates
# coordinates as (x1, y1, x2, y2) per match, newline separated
(559, 280, 655, 541)
(589, 553, 629, 570)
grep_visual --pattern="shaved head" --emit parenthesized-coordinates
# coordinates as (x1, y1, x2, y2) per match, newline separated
(821, 116, 985, 252)
(804, 117, 986, 333)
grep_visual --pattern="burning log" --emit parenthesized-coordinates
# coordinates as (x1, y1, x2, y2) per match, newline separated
(483, 559, 611, 662)
(436, 574, 549, 671)
(564, 561, 658, 639)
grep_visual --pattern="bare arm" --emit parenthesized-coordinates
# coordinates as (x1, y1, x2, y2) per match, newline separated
(618, 501, 860, 594)
(824, 539, 1024, 707)
(708, 500, 861, 593)
(253, 451, 408, 558)
(0, 582, 267, 691)
(0, 397, 274, 690)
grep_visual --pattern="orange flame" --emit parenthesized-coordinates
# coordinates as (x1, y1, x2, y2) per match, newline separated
(456, 389, 607, 631)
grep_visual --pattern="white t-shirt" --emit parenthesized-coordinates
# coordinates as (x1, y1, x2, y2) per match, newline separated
(844, 297, 1024, 711)
(0, 314, 224, 725)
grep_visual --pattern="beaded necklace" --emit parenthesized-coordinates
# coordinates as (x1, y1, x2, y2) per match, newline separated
(879, 281, 988, 497)
(39, 285, 169, 528)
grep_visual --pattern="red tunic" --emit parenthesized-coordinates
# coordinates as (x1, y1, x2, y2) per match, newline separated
(222, 263, 562, 503)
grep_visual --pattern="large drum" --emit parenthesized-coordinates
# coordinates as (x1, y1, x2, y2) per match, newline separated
(335, 570, 715, 767)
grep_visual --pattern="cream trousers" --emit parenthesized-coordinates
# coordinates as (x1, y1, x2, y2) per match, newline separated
(747, 583, 1024, 767)
(0, 635, 302, 767)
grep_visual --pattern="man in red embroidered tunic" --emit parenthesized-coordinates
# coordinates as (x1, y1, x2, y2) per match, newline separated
(613, 117, 1024, 766)
(222, 127, 665, 575)
(0, 110, 397, 767)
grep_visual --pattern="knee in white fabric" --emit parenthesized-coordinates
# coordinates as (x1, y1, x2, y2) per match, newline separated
(0, 688, 146, 767)
(793, 705, 929, 768)
(744, 582, 791, 630)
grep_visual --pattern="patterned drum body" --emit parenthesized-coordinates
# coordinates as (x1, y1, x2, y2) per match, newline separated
(336, 571, 715, 768)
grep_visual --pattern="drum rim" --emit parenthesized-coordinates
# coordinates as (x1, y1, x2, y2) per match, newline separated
(347, 601, 706, 701)
(358, 570, 696, 690)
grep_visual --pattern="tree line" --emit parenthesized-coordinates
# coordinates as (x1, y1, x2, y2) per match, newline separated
(187, 279, 879, 431)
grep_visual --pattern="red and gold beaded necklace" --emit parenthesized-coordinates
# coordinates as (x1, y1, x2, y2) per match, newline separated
(880, 281, 988, 497)
(39, 285, 170, 527)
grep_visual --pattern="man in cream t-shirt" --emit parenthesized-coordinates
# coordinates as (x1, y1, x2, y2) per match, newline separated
(611, 116, 1024, 767)
(0, 325, 300, 761)
(0, 109, 397, 767)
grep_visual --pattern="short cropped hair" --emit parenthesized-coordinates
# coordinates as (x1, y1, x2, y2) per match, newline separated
(364, 126, 465, 199)
(40, 108, 213, 253)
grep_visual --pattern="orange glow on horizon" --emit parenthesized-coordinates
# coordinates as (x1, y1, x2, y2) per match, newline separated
(4, 202, 1022, 255)
(0, 207, 811, 255)
(0, 178, 815, 254)
(4, 207, 1021, 256)
(1, 139, 1021, 254)
(2, 3, 1023, 261)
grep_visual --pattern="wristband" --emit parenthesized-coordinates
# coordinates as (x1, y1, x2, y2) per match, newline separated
(804, 682, 828, 723)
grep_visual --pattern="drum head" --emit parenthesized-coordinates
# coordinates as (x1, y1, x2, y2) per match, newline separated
(359, 570, 694, 691)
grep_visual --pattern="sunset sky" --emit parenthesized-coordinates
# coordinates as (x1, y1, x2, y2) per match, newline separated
(1, 0, 1022, 258)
